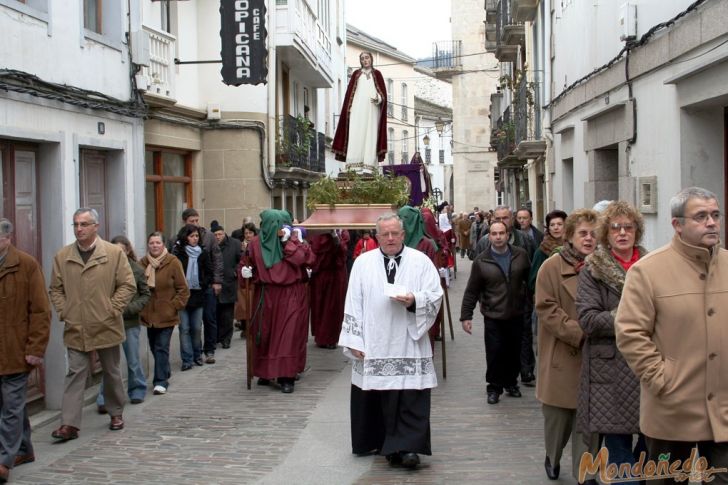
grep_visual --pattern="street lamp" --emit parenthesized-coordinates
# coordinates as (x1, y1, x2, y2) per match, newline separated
(432, 187, 442, 201)
(435, 118, 445, 135)
(423, 133, 430, 146)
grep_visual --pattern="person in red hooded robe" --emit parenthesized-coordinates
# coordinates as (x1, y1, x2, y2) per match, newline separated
(332, 52, 388, 171)
(309, 230, 350, 349)
(241, 210, 316, 394)
(422, 207, 451, 342)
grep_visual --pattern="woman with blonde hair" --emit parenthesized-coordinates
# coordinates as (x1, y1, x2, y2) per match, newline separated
(576, 201, 647, 483)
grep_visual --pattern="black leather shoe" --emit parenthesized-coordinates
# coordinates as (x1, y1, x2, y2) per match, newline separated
(386, 453, 402, 466)
(281, 382, 294, 393)
(257, 378, 270, 386)
(487, 392, 500, 404)
(506, 386, 522, 398)
(400, 452, 420, 469)
(521, 372, 536, 387)
(545, 456, 560, 480)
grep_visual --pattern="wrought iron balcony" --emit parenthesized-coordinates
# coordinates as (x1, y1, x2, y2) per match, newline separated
(513, 78, 546, 159)
(276, 115, 326, 174)
(512, 0, 539, 22)
(495, 0, 524, 62)
(431, 40, 463, 81)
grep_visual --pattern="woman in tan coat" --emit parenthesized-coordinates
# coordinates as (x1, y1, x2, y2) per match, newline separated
(535, 209, 601, 484)
(139, 232, 189, 395)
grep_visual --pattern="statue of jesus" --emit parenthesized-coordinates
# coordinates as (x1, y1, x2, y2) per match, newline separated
(332, 51, 388, 173)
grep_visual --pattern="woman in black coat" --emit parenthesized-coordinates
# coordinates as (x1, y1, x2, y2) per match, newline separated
(172, 224, 214, 370)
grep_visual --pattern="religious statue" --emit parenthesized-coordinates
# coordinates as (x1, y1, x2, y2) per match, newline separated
(332, 51, 388, 173)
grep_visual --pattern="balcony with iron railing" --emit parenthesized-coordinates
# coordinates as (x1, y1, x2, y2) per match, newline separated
(140, 25, 176, 103)
(495, 0, 524, 62)
(431, 40, 463, 81)
(485, 0, 498, 23)
(492, 106, 521, 168)
(275, 115, 326, 176)
(513, 78, 546, 159)
(512, 0, 539, 22)
(276, 0, 333, 88)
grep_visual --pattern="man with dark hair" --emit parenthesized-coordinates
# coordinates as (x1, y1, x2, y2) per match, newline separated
(212, 222, 241, 349)
(174, 209, 223, 364)
(516, 208, 544, 250)
(49, 208, 136, 440)
(0, 219, 51, 483)
(461, 221, 531, 405)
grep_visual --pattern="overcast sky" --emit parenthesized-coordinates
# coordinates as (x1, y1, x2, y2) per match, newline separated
(345, 0, 452, 60)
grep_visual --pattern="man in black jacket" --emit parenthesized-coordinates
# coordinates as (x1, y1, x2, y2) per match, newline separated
(460, 221, 531, 404)
(212, 223, 241, 349)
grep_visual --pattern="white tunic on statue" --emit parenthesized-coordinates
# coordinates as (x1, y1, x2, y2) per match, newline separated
(338, 247, 443, 391)
(345, 69, 381, 167)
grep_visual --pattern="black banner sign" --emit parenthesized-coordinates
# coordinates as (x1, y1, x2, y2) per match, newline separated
(220, 0, 268, 86)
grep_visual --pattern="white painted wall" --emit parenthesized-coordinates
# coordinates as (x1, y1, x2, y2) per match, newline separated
(552, 0, 694, 99)
(1, 0, 133, 100)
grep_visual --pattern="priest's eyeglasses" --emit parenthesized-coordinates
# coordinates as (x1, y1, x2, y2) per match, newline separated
(72, 222, 97, 228)
(680, 211, 721, 224)
(378, 231, 403, 238)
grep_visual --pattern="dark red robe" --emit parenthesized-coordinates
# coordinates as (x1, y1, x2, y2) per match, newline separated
(248, 237, 316, 379)
(332, 68, 388, 163)
(309, 232, 349, 346)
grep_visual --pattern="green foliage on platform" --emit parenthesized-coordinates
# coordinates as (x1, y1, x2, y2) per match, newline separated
(306, 170, 410, 210)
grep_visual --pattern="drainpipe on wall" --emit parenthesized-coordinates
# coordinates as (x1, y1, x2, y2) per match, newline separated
(542, 0, 554, 212)
(266, 0, 277, 192)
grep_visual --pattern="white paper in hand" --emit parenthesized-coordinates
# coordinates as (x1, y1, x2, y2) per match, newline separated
(384, 283, 407, 298)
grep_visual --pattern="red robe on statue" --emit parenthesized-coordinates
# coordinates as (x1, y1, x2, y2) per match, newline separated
(248, 237, 316, 380)
(309, 232, 349, 347)
(332, 68, 388, 163)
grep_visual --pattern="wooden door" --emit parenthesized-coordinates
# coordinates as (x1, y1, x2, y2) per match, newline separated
(79, 149, 109, 240)
(0, 143, 44, 400)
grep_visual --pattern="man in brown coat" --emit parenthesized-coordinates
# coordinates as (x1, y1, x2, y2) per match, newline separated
(617, 187, 728, 484)
(0, 219, 51, 484)
(49, 208, 136, 441)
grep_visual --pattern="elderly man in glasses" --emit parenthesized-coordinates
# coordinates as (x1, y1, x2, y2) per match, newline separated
(49, 208, 136, 441)
(339, 214, 442, 469)
(617, 187, 728, 485)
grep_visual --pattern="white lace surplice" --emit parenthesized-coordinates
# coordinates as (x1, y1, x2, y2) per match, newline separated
(338, 247, 443, 390)
(345, 72, 380, 167)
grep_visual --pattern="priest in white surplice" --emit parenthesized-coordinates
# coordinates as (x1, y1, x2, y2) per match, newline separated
(339, 213, 443, 469)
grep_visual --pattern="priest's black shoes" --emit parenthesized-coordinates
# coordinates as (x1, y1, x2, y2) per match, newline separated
(400, 452, 420, 469)
(487, 391, 500, 404)
(386, 453, 402, 466)
(506, 386, 522, 398)
(544, 456, 560, 480)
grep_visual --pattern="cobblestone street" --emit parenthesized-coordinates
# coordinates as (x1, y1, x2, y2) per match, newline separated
(13, 258, 578, 485)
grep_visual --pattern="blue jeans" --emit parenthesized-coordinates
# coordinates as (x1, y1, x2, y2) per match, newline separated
(147, 326, 174, 388)
(180, 306, 203, 365)
(603, 433, 647, 485)
(202, 287, 217, 355)
(97, 325, 147, 406)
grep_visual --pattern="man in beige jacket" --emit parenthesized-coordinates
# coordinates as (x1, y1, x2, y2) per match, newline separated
(616, 187, 728, 484)
(49, 208, 136, 441)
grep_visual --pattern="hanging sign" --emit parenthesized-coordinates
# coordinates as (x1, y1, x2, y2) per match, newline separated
(220, 0, 268, 85)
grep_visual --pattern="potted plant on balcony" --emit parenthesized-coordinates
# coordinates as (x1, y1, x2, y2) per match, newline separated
(276, 114, 315, 168)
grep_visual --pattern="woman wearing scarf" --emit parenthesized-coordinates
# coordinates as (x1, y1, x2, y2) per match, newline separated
(576, 201, 648, 484)
(140, 232, 189, 394)
(241, 210, 315, 393)
(172, 224, 214, 371)
(535, 209, 601, 484)
(529, 210, 568, 292)
(235, 222, 257, 338)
